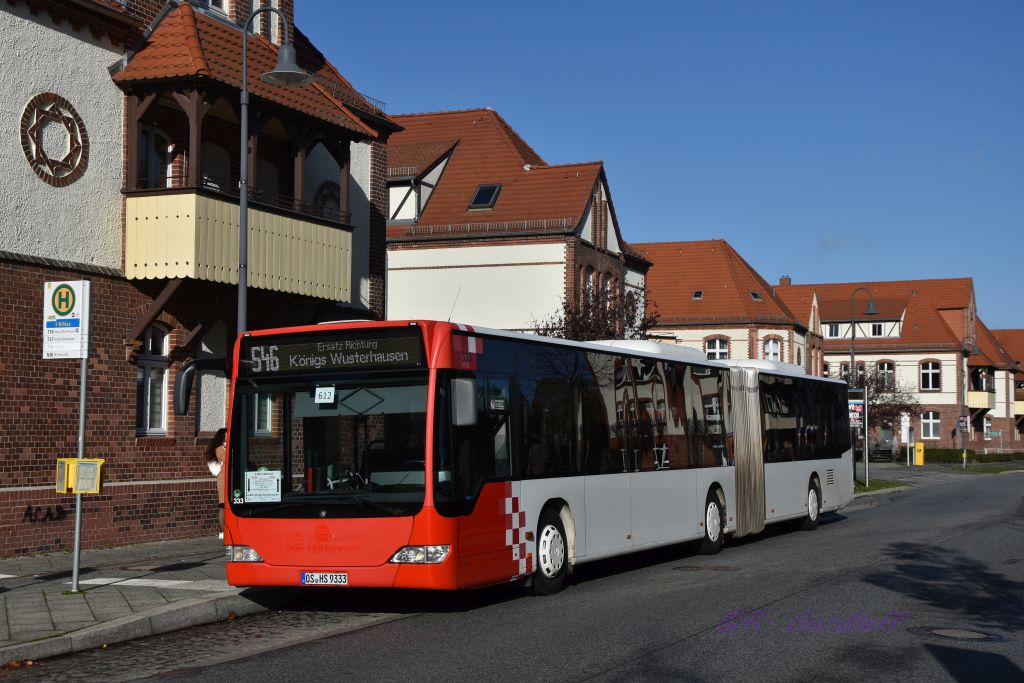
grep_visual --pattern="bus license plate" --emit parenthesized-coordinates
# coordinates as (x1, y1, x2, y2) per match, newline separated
(301, 572, 348, 586)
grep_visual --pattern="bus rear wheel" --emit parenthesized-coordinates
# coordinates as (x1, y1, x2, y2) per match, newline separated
(698, 492, 725, 555)
(801, 479, 821, 530)
(531, 509, 567, 595)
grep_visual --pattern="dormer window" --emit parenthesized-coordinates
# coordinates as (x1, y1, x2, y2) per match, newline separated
(469, 184, 501, 210)
(692, 290, 703, 300)
(750, 291, 762, 301)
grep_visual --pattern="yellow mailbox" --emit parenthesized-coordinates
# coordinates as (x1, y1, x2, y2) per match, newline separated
(56, 458, 106, 494)
(913, 442, 925, 467)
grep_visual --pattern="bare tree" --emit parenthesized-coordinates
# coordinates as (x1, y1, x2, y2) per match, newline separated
(532, 289, 659, 342)
(862, 372, 923, 429)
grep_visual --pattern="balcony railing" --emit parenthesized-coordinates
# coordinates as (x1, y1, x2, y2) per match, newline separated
(130, 174, 350, 226)
(967, 390, 996, 411)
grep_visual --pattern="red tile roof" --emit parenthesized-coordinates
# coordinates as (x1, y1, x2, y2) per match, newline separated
(633, 240, 803, 328)
(112, 4, 391, 137)
(991, 329, 1024, 367)
(386, 109, 604, 239)
(777, 278, 975, 351)
(970, 319, 1016, 369)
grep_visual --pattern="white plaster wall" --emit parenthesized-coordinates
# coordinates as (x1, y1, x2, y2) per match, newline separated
(387, 243, 566, 330)
(197, 321, 228, 432)
(823, 351, 959, 406)
(349, 141, 372, 309)
(2, 4, 123, 268)
(655, 327, 752, 360)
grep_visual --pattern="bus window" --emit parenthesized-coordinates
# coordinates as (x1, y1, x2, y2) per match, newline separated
(583, 352, 625, 474)
(436, 372, 513, 516)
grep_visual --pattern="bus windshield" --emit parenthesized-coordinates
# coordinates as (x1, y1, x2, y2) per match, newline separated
(228, 372, 429, 518)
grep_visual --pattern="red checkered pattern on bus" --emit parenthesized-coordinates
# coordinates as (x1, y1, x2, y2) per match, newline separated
(452, 324, 483, 370)
(503, 481, 532, 577)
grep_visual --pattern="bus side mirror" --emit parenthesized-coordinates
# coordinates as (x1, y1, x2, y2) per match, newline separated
(451, 378, 478, 427)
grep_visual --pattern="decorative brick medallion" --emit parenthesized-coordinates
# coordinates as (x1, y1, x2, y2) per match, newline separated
(20, 93, 90, 187)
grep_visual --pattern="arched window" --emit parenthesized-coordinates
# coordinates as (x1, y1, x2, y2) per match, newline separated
(877, 361, 895, 389)
(763, 338, 781, 362)
(920, 411, 940, 440)
(136, 324, 170, 435)
(705, 338, 728, 360)
(920, 361, 941, 391)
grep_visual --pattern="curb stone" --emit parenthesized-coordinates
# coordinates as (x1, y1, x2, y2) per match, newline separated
(0, 593, 268, 664)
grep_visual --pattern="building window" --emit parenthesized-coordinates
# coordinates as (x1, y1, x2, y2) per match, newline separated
(705, 338, 728, 360)
(877, 362, 895, 390)
(921, 411, 940, 440)
(692, 290, 703, 300)
(468, 184, 501, 209)
(840, 362, 866, 387)
(138, 127, 173, 189)
(826, 323, 839, 338)
(199, 0, 228, 13)
(823, 362, 830, 377)
(983, 416, 992, 440)
(750, 291, 763, 301)
(871, 322, 884, 337)
(251, 393, 272, 435)
(921, 361, 941, 390)
(136, 325, 170, 435)
(764, 338, 781, 362)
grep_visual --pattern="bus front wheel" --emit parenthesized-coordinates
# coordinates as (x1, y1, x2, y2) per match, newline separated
(532, 509, 567, 595)
(698, 492, 725, 555)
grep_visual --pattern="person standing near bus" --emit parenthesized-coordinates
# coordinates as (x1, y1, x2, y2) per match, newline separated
(205, 428, 227, 539)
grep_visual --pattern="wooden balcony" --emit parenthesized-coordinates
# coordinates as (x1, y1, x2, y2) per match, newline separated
(125, 190, 351, 302)
(966, 390, 995, 411)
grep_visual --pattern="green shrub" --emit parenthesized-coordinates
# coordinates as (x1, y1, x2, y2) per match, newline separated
(923, 448, 1024, 464)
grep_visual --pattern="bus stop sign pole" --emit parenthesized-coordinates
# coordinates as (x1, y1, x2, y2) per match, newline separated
(43, 281, 91, 593)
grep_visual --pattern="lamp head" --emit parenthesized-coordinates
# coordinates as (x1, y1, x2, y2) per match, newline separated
(863, 299, 879, 316)
(261, 43, 315, 87)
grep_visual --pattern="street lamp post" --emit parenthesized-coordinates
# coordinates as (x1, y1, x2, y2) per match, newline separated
(850, 287, 879, 484)
(237, 8, 315, 333)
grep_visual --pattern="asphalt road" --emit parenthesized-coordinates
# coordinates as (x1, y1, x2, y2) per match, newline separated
(8, 472, 1023, 682)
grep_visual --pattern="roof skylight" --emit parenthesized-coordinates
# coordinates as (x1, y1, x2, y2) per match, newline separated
(469, 184, 501, 210)
(692, 290, 703, 300)
(750, 291, 763, 301)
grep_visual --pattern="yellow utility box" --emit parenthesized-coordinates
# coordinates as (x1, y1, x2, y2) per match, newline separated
(55, 458, 106, 494)
(913, 442, 925, 467)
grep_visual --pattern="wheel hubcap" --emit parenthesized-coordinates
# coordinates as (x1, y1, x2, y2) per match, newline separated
(538, 524, 565, 578)
(706, 502, 721, 542)
(809, 489, 819, 520)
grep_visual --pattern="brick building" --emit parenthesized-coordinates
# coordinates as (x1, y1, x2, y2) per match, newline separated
(384, 108, 649, 332)
(634, 240, 821, 373)
(991, 329, 1024, 444)
(1, 0, 396, 557)
(774, 277, 1021, 452)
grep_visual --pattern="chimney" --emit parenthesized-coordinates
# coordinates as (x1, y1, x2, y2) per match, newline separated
(779, 275, 792, 286)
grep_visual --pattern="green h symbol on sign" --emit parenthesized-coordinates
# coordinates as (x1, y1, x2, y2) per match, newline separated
(52, 284, 76, 316)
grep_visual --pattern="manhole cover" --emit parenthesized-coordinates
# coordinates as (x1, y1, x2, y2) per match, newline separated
(673, 565, 739, 572)
(910, 627, 1006, 643)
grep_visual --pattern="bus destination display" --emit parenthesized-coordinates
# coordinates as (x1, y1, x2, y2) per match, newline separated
(242, 331, 424, 376)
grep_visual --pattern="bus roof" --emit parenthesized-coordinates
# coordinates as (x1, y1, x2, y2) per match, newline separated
(724, 358, 846, 384)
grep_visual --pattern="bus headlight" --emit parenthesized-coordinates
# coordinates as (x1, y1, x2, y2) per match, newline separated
(390, 545, 450, 564)
(225, 545, 264, 562)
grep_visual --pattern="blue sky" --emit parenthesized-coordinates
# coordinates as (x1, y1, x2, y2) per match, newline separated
(300, 1, 1023, 329)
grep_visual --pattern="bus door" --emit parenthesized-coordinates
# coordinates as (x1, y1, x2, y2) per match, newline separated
(450, 372, 522, 587)
(629, 359, 683, 546)
(582, 353, 632, 557)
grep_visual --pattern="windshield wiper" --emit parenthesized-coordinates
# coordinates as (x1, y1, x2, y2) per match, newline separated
(240, 493, 402, 517)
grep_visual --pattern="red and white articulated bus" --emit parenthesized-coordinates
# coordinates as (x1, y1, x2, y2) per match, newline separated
(216, 320, 853, 593)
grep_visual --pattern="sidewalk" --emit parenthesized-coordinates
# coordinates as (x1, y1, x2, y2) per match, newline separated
(855, 459, 1024, 493)
(0, 537, 276, 665)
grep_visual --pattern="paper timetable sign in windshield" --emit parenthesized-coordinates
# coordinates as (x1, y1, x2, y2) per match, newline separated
(241, 329, 424, 377)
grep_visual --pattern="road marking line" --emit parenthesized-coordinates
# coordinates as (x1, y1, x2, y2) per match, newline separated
(0, 573, 17, 579)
